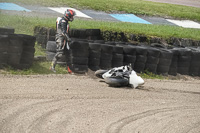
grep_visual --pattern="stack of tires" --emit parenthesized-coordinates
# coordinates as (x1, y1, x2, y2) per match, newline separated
(157, 49, 173, 75)
(69, 29, 102, 40)
(69, 41, 89, 73)
(188, 48, 200, 76)
(46, 41, 66, 65)
(100, 44, 113, 69)
(175, 48, 192, 75)
(88, 43, 102, 71)
(0, 35, 9, 68)
(7, 34, 23, 68)
(123, 46, 136, 68)
(112, 45, 124, 67)
(34, 26, 48, 48)
(18, 34, 36, 69)
(134, 46, 148, 73)
(145, 47, 160, 74)
(0, 27, 14, 34)
(168, 49, 179, 76)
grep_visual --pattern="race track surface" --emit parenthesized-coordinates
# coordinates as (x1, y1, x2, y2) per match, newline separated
(0, 74, 200, 133)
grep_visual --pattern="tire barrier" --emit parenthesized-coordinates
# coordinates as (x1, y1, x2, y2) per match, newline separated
(0, 32, 36, 69)
(175, 48, 192, 75)
(88, 43, 101, 71)
(133, 46, 148, 73)
(112, 45, 124, 67)
(0, 27, 15, 34)
(145, 47, 160, 74)
(100, 44, 113, 69)
(68, 41, 89, 73)
(168, 49, 179, 76)
(157, 48, 173, 75)
(123, 46, 137, 69)
(34, 26, 200, 76)
(187, 47, 200, 76)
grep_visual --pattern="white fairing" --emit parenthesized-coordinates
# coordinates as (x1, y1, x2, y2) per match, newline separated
(102, 66, 128, 79)
(129, 71, 144, 89)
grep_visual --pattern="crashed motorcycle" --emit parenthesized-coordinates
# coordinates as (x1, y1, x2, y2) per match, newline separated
(95, 64, 144, 88)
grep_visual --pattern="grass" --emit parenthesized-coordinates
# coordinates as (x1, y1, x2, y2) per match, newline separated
(2, 0, 200, 21)
(0, 14, 200, 40)
(1, 62, 68, 75)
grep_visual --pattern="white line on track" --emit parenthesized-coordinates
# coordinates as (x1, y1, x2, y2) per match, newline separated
(166, 19, 200, 29)
(48, 7, 92, 19)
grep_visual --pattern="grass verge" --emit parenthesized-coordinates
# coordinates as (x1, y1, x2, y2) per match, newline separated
(1, 62, 68, 75)
(0, 14, 200, 40)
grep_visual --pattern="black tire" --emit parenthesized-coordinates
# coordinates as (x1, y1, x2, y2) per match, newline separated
(174, 48, 192, 56)
(101, 52, 112, 60)
(178, 55, 191, 62)
(46, 41, 57, 52)
(105, 42, 115, 46)
(94, 40, 105, 44)
(123, 55, 136, 63)
(7, 53, 21, 66)
(89, 58, 100, 66)
(157, 65, 170, 74)
(70, 57, 88, 65)
(112, 61, 124, 68)
(0, 27, 15, 34)
(112, 53, 124, 62)
(123, 46, 136, 55)
(70, 49, 89, 57)
(0, 52, 8, 65)
(100, 59, 112, 69)
(69, 64, 88, 73)
(145, 63, 157, 73)
(101, 44, 113, 53)
(20, 51, 34, 64)
(113, 46, 123, 54)
(159, 49, 173, 59)
(134, 62, 146, 73)
(95, 69, 108, 79)
(177, 67, 190, 75)
(136, 55, 147, 63)
(86, 29, 101, 36)
(89, 50, 101, 58)
(70, 41, 89, 50)
(177, 61, 190, 67)
(135, 46, 148, 55)
(23, 46, 35, 54)
(168, 67, 177, 76)
(146, 56, 159, 64)
(147, 47, 160, 57)
(89, 43, 101, 51)
(89, 66, 100, 71)
(158, 58, 172, 66)
(105, 77, 129, 87)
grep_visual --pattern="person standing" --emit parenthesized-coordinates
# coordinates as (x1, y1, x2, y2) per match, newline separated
(50, 9, 76, 73)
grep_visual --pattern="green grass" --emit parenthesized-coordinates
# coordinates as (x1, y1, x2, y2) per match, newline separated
(1, 62, 68, 75)
(2, 0, 200, 21)
(1, 14, 199, 40)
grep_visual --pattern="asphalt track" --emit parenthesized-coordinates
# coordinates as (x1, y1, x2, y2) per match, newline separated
(1, 2, 200, 29)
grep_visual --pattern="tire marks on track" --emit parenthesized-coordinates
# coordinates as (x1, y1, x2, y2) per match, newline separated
(105, 106, 200, 133)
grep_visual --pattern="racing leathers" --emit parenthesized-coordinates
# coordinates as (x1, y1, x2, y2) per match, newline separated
(50, 17, 71, 72)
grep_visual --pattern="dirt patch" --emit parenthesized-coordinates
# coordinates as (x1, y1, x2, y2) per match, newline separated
(0, 74, 200, 132)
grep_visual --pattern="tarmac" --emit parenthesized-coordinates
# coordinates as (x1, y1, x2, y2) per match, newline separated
(0, 2, 200, 29)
